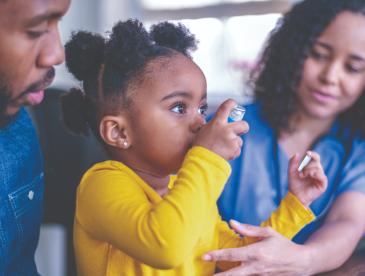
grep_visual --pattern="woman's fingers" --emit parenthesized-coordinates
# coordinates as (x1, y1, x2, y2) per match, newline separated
(229, 220, 275, 238)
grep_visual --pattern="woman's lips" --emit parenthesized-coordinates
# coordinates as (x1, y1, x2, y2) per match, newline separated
(311, 90, 337, 104)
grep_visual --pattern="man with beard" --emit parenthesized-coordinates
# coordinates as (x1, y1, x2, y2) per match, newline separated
(0, 0, 70, 274)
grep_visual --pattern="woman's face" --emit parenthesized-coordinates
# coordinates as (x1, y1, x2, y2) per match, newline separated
(297, 11, 365, 121)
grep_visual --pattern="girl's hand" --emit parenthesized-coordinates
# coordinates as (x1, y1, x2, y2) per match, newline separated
(193, 99, 249, 160)
(288, 151, 328, 207)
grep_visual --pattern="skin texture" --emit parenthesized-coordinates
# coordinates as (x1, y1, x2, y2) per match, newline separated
(203, 10, 365, 275)
(99, 53, 249, 195)
(0, 0, 70, 122)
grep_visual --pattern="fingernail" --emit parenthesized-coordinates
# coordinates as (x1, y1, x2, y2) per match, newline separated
(229, 219, 242, 229)
(202, 254, 212, 261)
(230, 219, 240, 226)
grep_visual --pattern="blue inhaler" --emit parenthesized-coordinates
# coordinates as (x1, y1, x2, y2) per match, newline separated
(228, 105, 246, 122)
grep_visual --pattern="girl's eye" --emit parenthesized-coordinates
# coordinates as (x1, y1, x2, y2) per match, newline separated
(170, 102, 187, 114)
(198, 104, 208, 116)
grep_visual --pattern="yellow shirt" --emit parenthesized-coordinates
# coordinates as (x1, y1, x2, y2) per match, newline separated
(74, 146, 314, 276)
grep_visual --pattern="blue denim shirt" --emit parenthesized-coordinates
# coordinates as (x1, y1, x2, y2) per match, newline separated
(0, 108, 44, 276)
(218, 103, 365, 243)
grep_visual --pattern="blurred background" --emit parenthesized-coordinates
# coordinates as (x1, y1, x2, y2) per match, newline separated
(31, 1, 301, 275)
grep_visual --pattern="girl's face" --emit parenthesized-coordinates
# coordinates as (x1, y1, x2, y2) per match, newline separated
(297, 11, 365, 121)
(127, 53, 207, 176)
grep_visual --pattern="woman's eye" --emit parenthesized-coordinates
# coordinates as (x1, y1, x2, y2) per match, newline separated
(170, 102, 186, 114)
(310, 49, 328, 61)
(198, 104, 208, 116)
(345, 63, 364, 74)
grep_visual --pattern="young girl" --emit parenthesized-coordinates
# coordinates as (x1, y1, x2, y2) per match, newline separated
(61, 19, 327, 275)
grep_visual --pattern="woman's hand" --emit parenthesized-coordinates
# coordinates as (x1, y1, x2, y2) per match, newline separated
(203, 221, 313, 276)
(193, 99, 249, 160)
(288, 151, 328, 207)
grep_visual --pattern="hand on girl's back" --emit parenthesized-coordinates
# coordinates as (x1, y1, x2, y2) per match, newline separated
(193, 99, 249, 160)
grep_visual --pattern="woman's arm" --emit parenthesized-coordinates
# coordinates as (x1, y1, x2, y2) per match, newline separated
(204, 191, 365, 275)
(304, 191, 365, 273)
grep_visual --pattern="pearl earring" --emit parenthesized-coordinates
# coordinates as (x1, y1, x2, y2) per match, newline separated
(123, 141, 128, 147)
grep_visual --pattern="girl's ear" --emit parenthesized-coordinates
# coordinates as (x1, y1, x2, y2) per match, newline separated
(99, 115, 131, 149)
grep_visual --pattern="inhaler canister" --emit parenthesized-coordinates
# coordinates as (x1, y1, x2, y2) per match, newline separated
(228, 105, 246, 122)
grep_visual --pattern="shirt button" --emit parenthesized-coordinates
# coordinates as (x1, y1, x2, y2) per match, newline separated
(28, 190, 34, 200)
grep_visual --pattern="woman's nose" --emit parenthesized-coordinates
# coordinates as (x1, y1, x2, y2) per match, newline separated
(319, 61, 340, 85)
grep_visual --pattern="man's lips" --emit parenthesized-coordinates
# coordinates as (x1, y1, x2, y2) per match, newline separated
(25, 77, 54, 105)
(27, 68, 55, 93)
(27, 90, 45, 105)
(19, 68, 55, 105)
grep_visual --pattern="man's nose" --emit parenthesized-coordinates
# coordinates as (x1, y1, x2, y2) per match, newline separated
(37, 27, 65, 68)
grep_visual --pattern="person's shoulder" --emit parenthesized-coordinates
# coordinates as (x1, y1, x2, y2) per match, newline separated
(348, 137, 365, 157)
(79, 160, 134, 192)
(332, 122, 365, 152)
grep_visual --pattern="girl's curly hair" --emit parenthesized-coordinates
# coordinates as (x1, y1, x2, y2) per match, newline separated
(251, 0, 365, 137)
(61, 19, 197, 137)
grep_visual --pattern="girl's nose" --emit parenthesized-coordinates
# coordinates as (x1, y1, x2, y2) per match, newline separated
(190, 113, 206, 133)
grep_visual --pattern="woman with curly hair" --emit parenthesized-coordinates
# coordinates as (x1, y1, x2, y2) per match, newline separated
(61, 19, 329, 275)
(204, 0, 365, 275)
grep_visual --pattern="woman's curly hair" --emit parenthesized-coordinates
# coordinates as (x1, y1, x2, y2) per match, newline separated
(251, 0, 365, 137)
(61, 19, 197, 137)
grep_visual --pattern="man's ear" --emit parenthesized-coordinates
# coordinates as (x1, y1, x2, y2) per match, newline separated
(99, 115, 131, 149)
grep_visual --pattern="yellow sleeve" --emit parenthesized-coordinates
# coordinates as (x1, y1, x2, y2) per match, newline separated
(216, 192, 315, 271)
(244, 191, 315, 244)
(76, 146, 231, 269)
(217, 192, 315, 249)
(216, 219, 242, 270)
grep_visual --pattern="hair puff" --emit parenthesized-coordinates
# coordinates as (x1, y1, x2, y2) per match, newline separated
(105, 19, 153, 74)
(65, 31, 105, 81)
(150, 22, 197, 57)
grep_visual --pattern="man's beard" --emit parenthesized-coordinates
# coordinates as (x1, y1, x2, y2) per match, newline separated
(0, 76, 14, 128)
(0, 68, 55, 128)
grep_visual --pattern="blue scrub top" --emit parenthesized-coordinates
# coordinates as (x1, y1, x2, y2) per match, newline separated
(218, 103, 365, 243)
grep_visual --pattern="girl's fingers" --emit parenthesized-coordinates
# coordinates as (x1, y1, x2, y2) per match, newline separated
(213, 99, 238, 123)
(230, 120, 250, 135)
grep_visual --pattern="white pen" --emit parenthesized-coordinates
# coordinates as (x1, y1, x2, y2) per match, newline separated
(298, 154, 312, 172)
